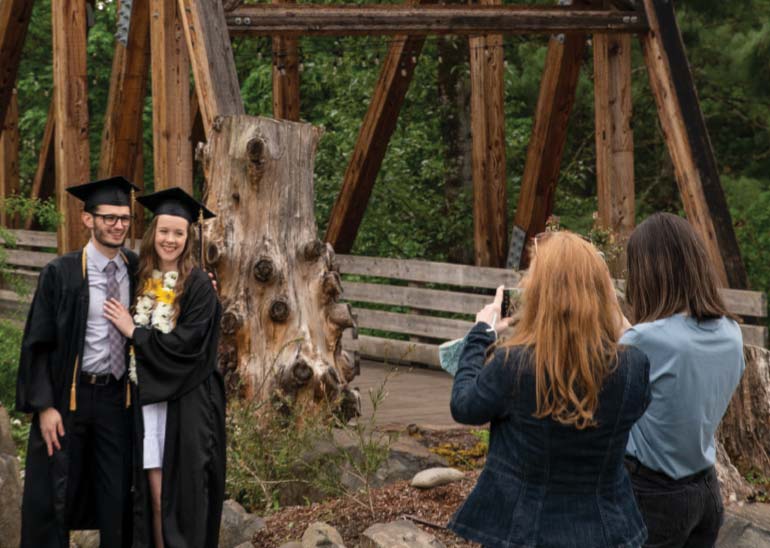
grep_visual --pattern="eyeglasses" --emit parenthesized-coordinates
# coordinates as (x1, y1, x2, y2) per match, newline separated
(92, 213, 133, 227)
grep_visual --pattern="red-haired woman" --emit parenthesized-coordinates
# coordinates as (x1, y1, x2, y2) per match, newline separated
(449, 231, 650, 548)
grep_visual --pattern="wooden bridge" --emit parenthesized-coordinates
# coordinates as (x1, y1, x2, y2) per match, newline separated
(1, 228, 767, 358)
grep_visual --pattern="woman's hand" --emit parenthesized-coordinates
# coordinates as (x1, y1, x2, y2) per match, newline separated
(104, 298, 136, 339)
(475, 286, 514, 334)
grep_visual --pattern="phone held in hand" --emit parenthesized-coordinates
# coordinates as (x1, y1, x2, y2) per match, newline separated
(501, 288, 520, 318)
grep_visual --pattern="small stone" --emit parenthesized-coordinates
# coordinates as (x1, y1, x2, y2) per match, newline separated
(0, 406, 15, 456)
(301, 521, 346, 548)
(0, 454, 22, 548)
(361, 520, 445, 548)
(219, 499, 265, 548)
(410, 467, 465, 489)
(278, 543, 303, 548)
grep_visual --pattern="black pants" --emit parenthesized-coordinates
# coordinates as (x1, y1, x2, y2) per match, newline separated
(625, 457, 724, 548)
(66, 379, 133, 547)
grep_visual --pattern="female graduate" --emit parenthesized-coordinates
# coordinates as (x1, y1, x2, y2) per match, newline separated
(104, 187, 225, 548)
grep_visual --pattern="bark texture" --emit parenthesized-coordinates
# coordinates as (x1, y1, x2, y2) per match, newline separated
(201, 115, 360, 420)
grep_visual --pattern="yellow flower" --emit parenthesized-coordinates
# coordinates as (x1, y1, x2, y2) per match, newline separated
(142, 278, 163, 297)
(157, 288, 176, 305)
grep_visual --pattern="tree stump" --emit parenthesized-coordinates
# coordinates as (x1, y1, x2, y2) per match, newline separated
(200, 116, 360, 420)
(717, 344, 770, 501)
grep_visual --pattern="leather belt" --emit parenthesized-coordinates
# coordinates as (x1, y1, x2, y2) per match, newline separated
(79, 371, 118, 386)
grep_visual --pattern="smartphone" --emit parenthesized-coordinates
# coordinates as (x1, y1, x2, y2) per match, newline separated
(501, 287, 519, 318)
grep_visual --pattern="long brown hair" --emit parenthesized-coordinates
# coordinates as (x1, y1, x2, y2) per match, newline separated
(499, 231, 621, 430)
(136, 215, 197, 322)
(625, 213, 736, 324)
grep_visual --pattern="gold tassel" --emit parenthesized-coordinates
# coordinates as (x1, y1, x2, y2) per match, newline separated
(198, 208, 204, 267)
(69, 356, 80, 411)
(126, 382, 131, 408)
(70, 250, 87, 412)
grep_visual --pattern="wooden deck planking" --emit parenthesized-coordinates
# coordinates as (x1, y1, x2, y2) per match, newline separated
(353, 359, 459, 428)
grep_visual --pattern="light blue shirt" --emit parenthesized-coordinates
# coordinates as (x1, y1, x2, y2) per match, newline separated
(82, 241, 130, 374)
(621, 314, 744, 479)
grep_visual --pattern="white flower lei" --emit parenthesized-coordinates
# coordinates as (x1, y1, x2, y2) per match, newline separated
(128, 270, 179, 384)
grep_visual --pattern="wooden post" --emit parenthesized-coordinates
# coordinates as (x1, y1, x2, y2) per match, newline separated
(272, 0, 300, 121)
(177, 0, 245, 140)
(594, 32, 634, 275)
(25, 99, 56, 230)
(511, 33, 586, 268)
(151, 0, 193, 192)
(53, 0, 91, 253)
(510, 0, 602, 269)
(0, 90, 20, 228)
(324, 0, 430, 252)
(469, 0, 507, 267)
(640, 0, 747, 288)
(99, 0, 151, 184)
(0, 0, 34, 129)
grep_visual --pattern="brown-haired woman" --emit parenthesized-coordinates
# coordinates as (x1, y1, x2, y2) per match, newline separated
(104, 187, 225, 548)
(622, 212, 744, 547)
(449, 231, 651, 548)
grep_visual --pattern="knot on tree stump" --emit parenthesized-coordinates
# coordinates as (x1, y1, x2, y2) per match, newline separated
(253, 257, 276, 283)
(300, 239, 325, 262)
(327, 303, 354, 330)
(206, 242, 221, 265)
(221, 310, 243, 335)
(247, 137, 266, 166)
(324, 243, 338, 272)
(269, 297, 290, 322)
(322, 271, 342, 303)
(339, 350, 360, 383)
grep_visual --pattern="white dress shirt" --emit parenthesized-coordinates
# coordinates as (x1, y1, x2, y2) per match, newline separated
(81, 241, 131, 374)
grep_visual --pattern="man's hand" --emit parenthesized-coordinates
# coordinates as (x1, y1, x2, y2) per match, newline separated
(39, 407, 64, 457)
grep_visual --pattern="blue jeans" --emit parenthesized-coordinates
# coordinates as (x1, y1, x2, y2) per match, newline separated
(625, 457, 723, 548)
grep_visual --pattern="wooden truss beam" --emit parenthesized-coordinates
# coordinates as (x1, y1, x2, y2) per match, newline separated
(177, 0, 244, 140)
(53, 0, 91, 253)
(272, 0, 300, 120)
(25, 99, 56, 230)
(0, 90, 20, 228)
(0, 0, 34, 128)
(226, 5, 647, 36)
(152, 0, 193, 191)
(469, 0, 507, 267)
(325, 0, 430, 252)
(99, 0, 151, 184)
(510, 32, 588, 268)
(594, 32, 634, 274)
(640, 0, 747, 288)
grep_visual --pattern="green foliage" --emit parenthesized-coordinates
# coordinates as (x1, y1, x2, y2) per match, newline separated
(4, 195, 62, 233)
(226, 383, 392, 515)
(0, 321, 22, 414)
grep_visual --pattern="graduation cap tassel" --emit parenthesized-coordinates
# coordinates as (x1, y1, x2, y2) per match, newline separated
(130, 188, 136, 250)
(199, 208, 205, 268)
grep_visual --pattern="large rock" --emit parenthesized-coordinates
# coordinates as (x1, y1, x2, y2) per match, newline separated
(278, 429, 447, 506)
(411, 467, 465, 489)
(360, 519, 445, 548)
(717, 504, 770, 547)
(219, 499, 266, 548)
(70, 530, 100, 548)
(0, 406, 15, 455)
(0, 405, 21, 548)
(301, 521, 345, 548)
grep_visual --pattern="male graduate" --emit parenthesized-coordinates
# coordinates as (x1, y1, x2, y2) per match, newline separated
(16, 177, 140, 548)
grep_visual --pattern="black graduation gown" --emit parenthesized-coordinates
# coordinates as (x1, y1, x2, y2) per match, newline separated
(131, 267, 226, 548)
(15, 247, 138, 548)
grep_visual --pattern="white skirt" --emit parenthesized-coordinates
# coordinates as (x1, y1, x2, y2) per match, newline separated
(142, 402, 168, 469)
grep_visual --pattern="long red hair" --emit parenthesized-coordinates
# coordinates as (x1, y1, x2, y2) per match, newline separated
(500, 231, 622, 429)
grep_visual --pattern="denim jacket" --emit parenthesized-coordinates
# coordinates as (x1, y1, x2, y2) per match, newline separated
(448, 323, 651, 548)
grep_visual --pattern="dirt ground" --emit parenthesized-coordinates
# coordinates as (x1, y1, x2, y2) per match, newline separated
(253, 427, 484, 547)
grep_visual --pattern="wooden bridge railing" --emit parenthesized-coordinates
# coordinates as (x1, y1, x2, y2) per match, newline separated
(1, 230, 767, 369)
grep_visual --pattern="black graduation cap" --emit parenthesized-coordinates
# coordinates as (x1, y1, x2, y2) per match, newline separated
(136, 187, 215, 224)
(137, 187, 216, 267)
(66, 176, 141, 211)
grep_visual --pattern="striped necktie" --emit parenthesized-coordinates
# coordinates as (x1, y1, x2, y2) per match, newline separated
(104, 261, 126, 379)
